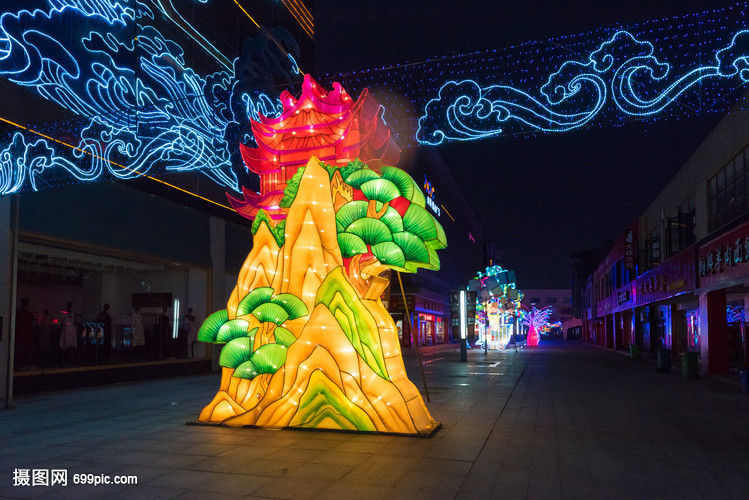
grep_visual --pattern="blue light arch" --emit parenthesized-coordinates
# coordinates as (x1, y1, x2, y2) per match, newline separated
(415, 28, 749, 145)
(1, 1, 749, 195)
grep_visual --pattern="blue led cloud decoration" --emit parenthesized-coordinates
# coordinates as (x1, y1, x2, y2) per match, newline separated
(416, 29, 749, 145)
(0, 0, 297, 195)
(2, 1, 749, 194)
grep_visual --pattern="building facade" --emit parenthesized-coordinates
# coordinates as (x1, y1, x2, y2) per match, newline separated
(521, 288, 574, 333)
(583, 102, 749, 376)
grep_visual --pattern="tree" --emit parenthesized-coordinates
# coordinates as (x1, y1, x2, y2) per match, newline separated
(523, 305, 552, 347)
(198, 287, 308, 383)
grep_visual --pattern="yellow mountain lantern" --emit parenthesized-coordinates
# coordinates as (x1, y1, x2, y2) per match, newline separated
(197, 77, 445, 435)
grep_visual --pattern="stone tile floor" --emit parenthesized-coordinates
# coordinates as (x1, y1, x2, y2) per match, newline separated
(1, 340, 748, 499)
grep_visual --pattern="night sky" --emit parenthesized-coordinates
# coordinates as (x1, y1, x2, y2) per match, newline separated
(314, 0, 739, 288)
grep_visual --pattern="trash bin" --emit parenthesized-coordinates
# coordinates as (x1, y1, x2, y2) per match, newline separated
(740, 370, 749, 395)
(629, 343, 640, 359)
(657, 348, 671, 372)
(680, 352, 699, 378)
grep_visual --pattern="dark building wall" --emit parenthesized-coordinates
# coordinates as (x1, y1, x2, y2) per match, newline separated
(19, 181, 254, 271)
(398, 146, 487, 292)
(570, 245, 609, 319)
(19, 182, 214, 267)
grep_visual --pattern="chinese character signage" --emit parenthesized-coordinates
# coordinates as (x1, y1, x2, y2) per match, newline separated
(624, 228, 637, 271)
(698, 220, 749, 291)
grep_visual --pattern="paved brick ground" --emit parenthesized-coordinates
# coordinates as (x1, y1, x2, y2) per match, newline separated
(1, 340, 748, 499)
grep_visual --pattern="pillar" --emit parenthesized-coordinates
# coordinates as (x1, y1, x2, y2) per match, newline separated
(742, 295, 749, 368)
(208, 216, 226, 372)
(623, 309, 634, 347)
(699, 290, 728, 375)
(671, 307, 687, 355)
(1, 195, 19, 409)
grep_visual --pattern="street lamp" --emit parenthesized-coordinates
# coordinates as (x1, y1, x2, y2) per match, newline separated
(459, 290, 467, 362)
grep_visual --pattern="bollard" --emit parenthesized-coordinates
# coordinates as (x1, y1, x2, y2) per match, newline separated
(680, 352, 699, 378)
(629, 343, 640, 359)
(657, 348, 671, 372)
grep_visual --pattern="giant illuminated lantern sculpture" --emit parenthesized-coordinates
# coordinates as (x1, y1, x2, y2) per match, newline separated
(197, 75, 444, 434)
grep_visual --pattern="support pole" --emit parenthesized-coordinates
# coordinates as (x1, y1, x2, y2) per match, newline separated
(460, 290, 467, 362)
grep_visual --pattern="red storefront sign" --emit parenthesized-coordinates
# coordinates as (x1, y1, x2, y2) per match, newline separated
(698, 219, 749, 290)
(635, 247, 695, 305)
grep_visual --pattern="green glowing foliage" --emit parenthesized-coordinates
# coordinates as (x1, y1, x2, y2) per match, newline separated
(371, 241, 406, 268)
(340, 166, 380, 188)
(379, 206, 405, 233)
(227, 343, 288, 379)
(207, 285, 309, 376)
(252, 302, 290, 325)
(337, 233, 368, 259)
(272, 326, 296, 347)
(346, 218, 393, 246)
(247, 343, 287, 373)
(219, 337, 253, 368)
(216, 319, 251, 343)
(333, 163, 446, 273)
(197, 309, 229, 342)
(269, 294, 308, 320)
(237, 287, 275, 317)
(279, 166, 306, 208)
(335, 201, 368, 232)
(380, 166, 423, 205)
(251, 211, 286, 248)
(200, 285, 307, 379)
(402, 204, 443, 244)
(359, 178, 400, 203)
(237, 288, 308, 324)
(393, 232, 430, 264)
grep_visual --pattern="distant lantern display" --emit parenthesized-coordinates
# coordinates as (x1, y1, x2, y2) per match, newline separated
(523, 305, 553, 347)
(471, 266, 523, 350)
(197, 75, 445, 434)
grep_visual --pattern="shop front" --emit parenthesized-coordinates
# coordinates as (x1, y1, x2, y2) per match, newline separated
(696, 219, 749, 375)
(388, 293, 448, 347)
(633, 248, 696, 359)
(12, 238, 213, 391)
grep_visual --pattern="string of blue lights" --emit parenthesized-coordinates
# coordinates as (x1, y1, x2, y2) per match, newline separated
(0, 0, 295, 195)
(320, 2, 749, 147)
(414, 29, 749, 145)
(1, 1, 748, 195)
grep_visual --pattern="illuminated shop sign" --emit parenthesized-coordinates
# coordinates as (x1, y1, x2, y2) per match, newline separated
(698, 236, 749, 276)
(696, 219, 749, 289)
(638, 275, 687, 295)
(617, 289, 631, 306)
(423, 176, 441, 217)
(634, 248, 694, 306)
(624, 228, 636, 271)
